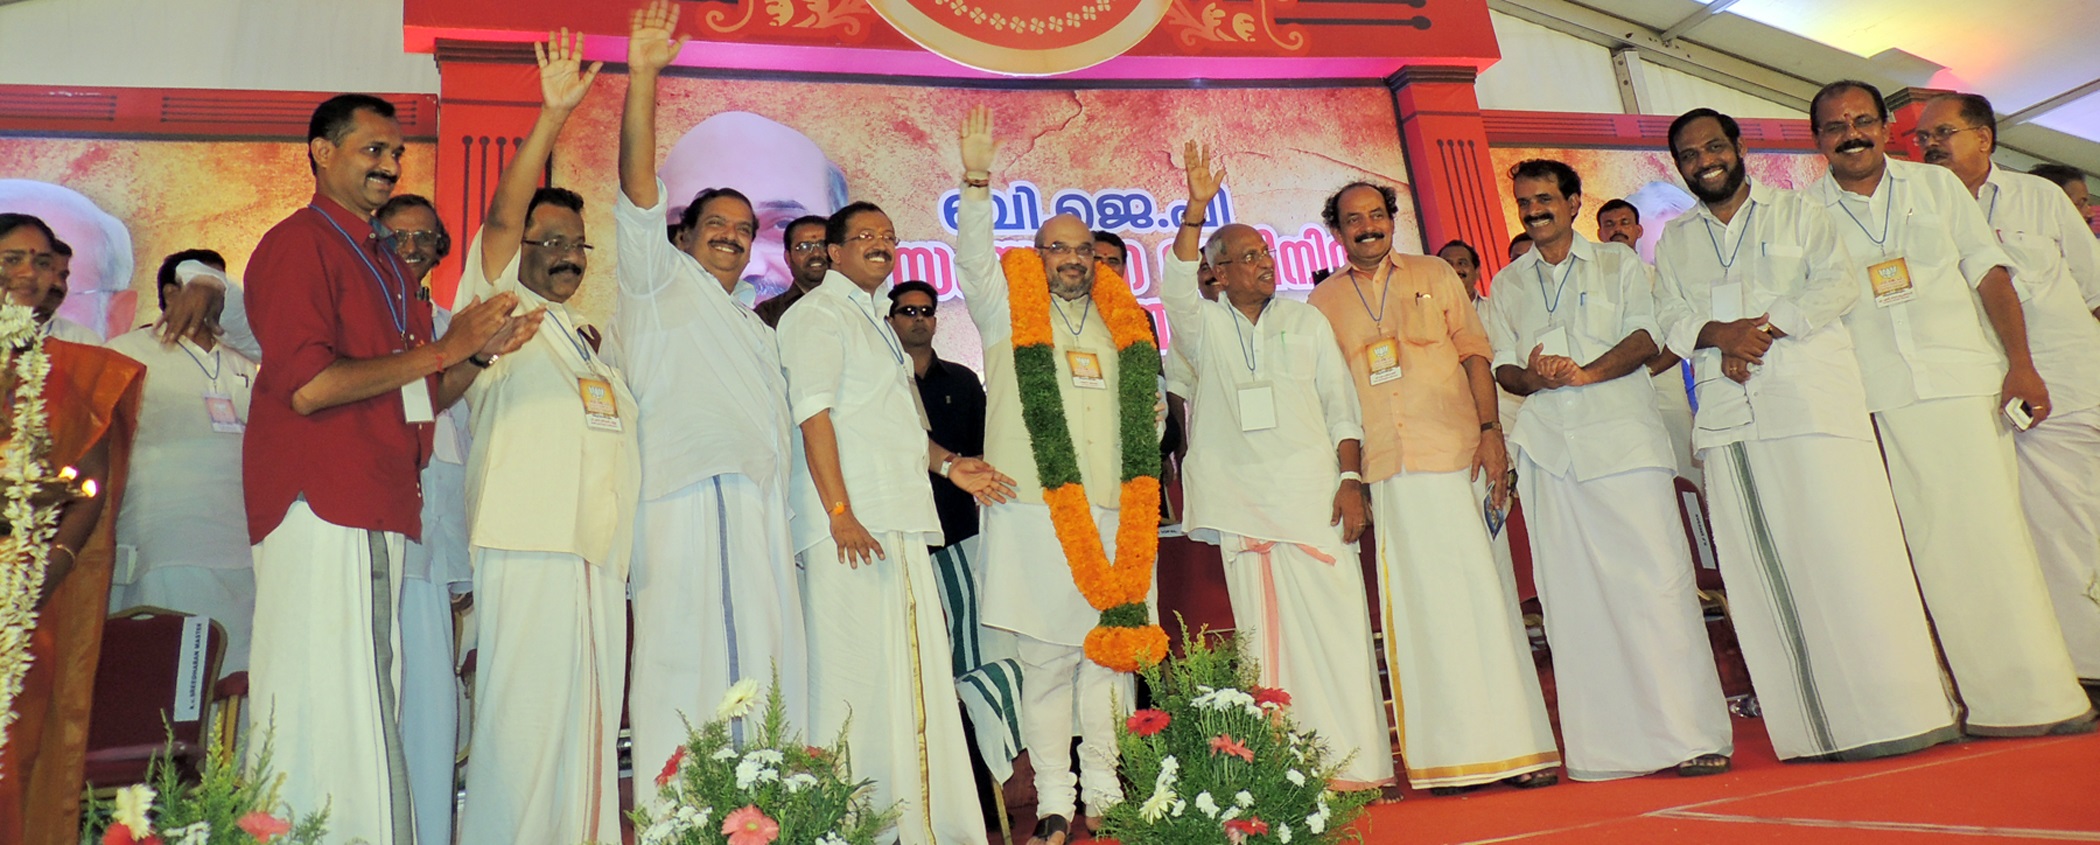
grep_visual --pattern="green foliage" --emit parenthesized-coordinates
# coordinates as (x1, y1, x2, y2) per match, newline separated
(1102, 622, 1376, 845)
(630, 678, 897, 845)
(79, 723, 329, 845)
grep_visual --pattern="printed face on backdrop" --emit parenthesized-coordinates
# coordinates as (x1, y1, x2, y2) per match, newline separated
(661, 112, 846, 300)
(0, 179, 134, 334)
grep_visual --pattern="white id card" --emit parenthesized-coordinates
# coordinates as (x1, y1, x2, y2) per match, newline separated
(1711, 282, 1744, 323)
(203, 391, 243, 434)
(401, 379, 435, 424)
(1238, 382, 1277, 432)
(1536, 326, 1570, 359)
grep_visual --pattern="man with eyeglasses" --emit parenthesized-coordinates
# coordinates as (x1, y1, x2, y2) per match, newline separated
(755, 213, 831, 327)
(1654, 105, 1957, 761)
(1808, 80, 2094, 738)
(1162, 145, 1392, 793)
(780, 193, 1014, 843)
(440, 32, 640, 842)
(1919, 92, 2100, 689)
(953, 107, 1160, 844)
(613, 3, 812, 810)
(1483, 158, 1732, 782)
(1307, 180, 1561, 795)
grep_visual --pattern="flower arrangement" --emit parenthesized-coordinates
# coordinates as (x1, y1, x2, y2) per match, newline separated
(1101, 626, 1376, 844)
(1002, 249, 1168, 672)
(80, 732, 326, 845)
(633, 677, 895, 845)
(0, 300, 58, 756)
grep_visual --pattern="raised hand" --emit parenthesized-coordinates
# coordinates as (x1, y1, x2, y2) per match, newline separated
(628, 0, 688, 76)
(536, 28, 603, 114)
(960, 105, 996, 176)
(1184, 140, 1225, 211)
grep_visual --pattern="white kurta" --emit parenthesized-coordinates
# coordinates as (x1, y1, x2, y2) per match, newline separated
(1813, 159, 2091, 733)
(1654, 179, 1959, 759)
(105, 329, 258, 674)
(1158, 253, 1391, 786)
(1484, 235, 1731, 780)
(953, 194, 1140, 818)
(43, 315, 102, 345)
(1975, 165, 2100, 680)
(1370, 472, 1560, 788)
(779, 272, 981, 845)
(610, 181, 808, 795)
(450, 234, 641, 842)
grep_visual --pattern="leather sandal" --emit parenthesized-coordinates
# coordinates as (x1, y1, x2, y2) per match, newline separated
(1028, 815, 1070, 845)
(1677, 753, 1732, 777)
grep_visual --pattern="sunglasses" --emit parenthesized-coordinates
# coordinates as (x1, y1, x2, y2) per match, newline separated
(892, 305, 936, 318)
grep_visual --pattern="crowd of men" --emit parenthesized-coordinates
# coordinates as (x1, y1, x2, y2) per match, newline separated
(5, 4, 2100, 842)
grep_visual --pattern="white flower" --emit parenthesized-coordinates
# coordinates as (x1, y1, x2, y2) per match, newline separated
(818, 835, 851, 845)
(1235, 790, 1255, 807)
(1285, 769, 1306, 787)
(745, 747, 785, 765)
(1195, 791, 1220, 818)
(1305, 812, 1327, 835)
(1278, 821, 1293, 843)
(675, 805, 712, 827)
(111, 784, 157, 836)
(784, 772, 820, 793)
(171, 822, 212, 845)
(1171, 799, 1187, 817)
(735, 758, 782, 789)
(711, 745, 740, 761)
(1221, 806, 1242, 822)
(0, 304, 35, 348)
(639, 818, 678, 845)
(1190, 686, 1258, 714)
(1139, 788, 1178, 821)
(717, 678, 762, 720)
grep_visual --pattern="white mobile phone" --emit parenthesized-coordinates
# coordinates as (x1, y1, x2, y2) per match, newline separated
(2003, 397, 2036, 432)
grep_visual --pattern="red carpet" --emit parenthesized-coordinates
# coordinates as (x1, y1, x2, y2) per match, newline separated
(1341, 718, 2100, 844)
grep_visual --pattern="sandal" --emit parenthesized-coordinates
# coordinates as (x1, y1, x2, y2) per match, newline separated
(1429, 784, 1485, 797)
(1028, 815, 1069, 845)
(1504, 771, 1559, 789)
(1677, 753, 1732, 777)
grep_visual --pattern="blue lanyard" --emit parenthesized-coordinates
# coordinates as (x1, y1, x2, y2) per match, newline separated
(1054, 294, 1094, 336)
(1349, 264, 1390, 326)
(852, 292, 905, 365)
(1535, 256, 1575, 314)
(309, 204, 410, 339)
(1835, 180, 1895, 248)
(179, 341, 222, 382)
(545, 307, 594, 366)
(1702, 201, 1759, 271)
(1229, 300, 1271, 373)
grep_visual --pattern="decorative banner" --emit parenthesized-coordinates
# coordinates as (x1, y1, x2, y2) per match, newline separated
(868, 0, 1174, 75)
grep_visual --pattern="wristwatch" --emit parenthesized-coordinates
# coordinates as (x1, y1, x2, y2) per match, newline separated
(938, 454, 959, 478)
(1480, 420, 1501, 432)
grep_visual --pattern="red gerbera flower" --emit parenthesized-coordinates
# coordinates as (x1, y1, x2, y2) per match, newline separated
(1209, 734, 1254, 763)
(657, 746, 687, 787)
(1125, 709, 1171, 736)
(1252, 686, 1292, 709)
(1224, 817, 1270, 843)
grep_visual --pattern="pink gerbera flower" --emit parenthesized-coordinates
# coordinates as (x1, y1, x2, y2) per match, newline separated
(237, 812, 293, 842)
(721, 804, 781, 845)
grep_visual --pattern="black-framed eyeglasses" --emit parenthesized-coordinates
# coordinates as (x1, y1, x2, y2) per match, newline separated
(1910, 125, 1984, 146)
(524, 237, 595, 255)
(892, 305, 936, 318)
(1816, 114, 1883, 138)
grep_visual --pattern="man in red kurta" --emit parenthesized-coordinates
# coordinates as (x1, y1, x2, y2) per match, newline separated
(240, 94, 537, 844)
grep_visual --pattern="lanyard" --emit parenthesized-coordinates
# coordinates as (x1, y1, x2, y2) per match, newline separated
(179, 340, 222, 382)
(851, 292, 905, 365)
(1835, 179, 1896, 249)
(309, 205, 411, 339)
(1348, 262, 1391, 326)
(545, 307, 598, 370)
(1054, 294, 1094, 336)
(1535, 256, 1575, 314)
(1986, 184, 2001, 226)
(1702, 201, 1759, 271)
(1229, 300, 1272, 374)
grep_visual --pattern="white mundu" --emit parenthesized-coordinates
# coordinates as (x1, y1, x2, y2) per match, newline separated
(1811, 157, 2092, 733)
(452, 233, 640, 843)
(1158, 252, 1392, 789)
(1973, 164, 2100, 681)
(106, 328, 259, 674)
(402, 307, 471, 845)
(1654, 178, 1957, 760)
(781, 271, 985, 845)
(610, 180, 807, 798)
(954, 194, 1144, 819)
(1483, 234, 1731, 781)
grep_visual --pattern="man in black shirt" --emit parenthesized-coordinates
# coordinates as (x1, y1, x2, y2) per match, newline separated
(890, 279, 987, 545)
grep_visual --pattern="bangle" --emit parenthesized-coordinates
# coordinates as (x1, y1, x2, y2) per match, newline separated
(1180, 217, 1205, 228)
(1339, 471, 1363, 484)
(50, 546, 75, 568)
(468, 353, 495, 369)
(1480, 420, 1501, 432)
(828, 501, 849, 516)
(963, 171, 990, 188)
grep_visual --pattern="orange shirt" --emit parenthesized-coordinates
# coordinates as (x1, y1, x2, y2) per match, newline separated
(1306, 252, 1494, 480)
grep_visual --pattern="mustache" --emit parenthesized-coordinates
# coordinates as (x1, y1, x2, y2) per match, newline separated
(1522, 214, 1553, 227)
(708, 239, 745, 254)
(365, 171, 398, 186)
(862, 249, 892, 262)
(1836, 139, 1874, 154)
(547, 261, 584, 276)
(1922, 149, 1950, 162)
(1353, 231, 1385, 244)
(1055, 261, 1089, 275)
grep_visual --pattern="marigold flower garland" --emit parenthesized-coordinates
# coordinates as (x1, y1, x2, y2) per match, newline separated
(0, 302, 58, 759)
(1002, 249, 1168, 672)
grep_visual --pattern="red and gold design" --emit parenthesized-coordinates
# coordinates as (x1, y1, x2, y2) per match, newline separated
(869, 0, 1172, 75)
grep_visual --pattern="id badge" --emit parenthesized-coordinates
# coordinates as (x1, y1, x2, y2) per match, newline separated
(1366, 338, 1402, 385)
(1869, 256, 1915, 307)
(580, 376, 623, 432)
(1238, 381, 1277, 432)
(401, 379, 435, 424)
(1536, 325, 1571, 359)
(1066, 350, 1106, 389)
(203, 391, 243, 434)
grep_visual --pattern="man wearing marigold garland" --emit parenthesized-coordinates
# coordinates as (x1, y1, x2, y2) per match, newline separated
(955, 107, 1170, 844)
(1158, 143, 1394, 792)
(781, 196, 1015, 843)
(1307, 182, 1561, 794)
